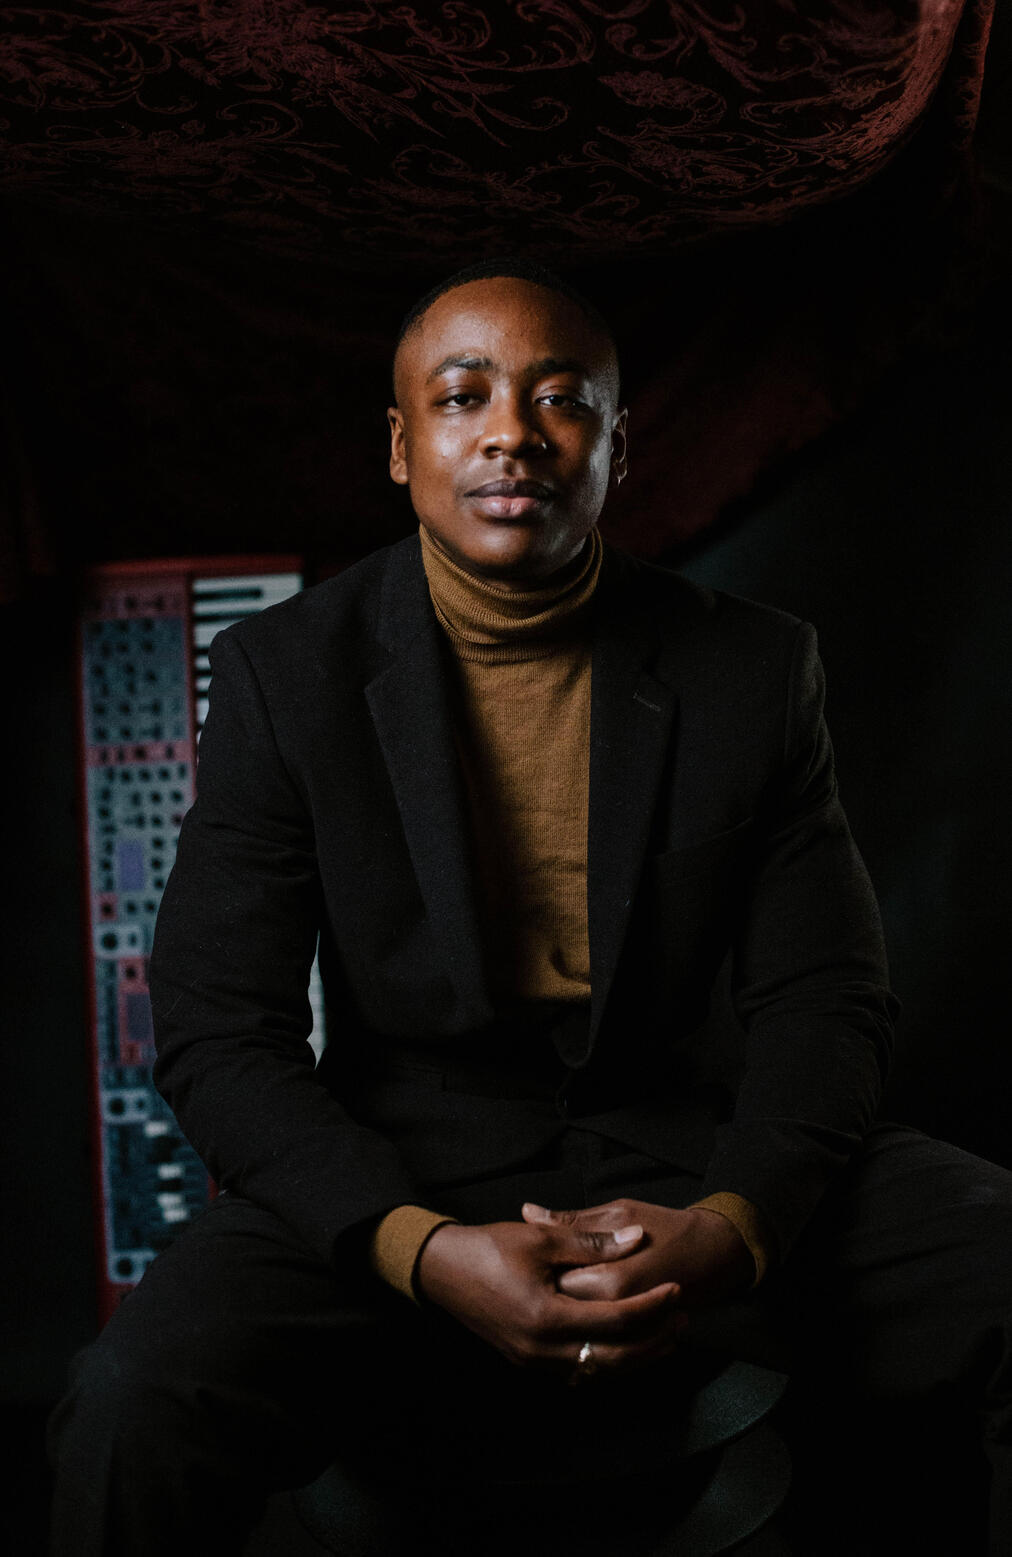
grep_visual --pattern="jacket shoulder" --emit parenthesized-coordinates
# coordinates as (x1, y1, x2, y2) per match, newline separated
(603, 546, 806, 648)
(210, 535, 417, 671)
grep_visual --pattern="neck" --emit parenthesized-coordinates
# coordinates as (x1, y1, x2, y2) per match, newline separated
(419, 524, 603, 654)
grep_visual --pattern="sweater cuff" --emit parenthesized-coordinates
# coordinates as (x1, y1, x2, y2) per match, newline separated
(690, 1193, 774, 1287)
(368, 1204, 460, 1303)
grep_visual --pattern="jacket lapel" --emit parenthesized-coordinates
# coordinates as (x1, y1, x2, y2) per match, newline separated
(362, 537, 679, 1049)
(364, 538, 492, 1030)
(586, 552, 678, 1056)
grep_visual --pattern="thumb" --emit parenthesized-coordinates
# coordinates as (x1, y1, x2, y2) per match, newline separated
(524, 1202, 622, 1229)
(554, 1224, 644, 1265)
(520, 1202, 638, 1239)
(522, 1202, 563, 1225)
(523, 1203, 644, 1253)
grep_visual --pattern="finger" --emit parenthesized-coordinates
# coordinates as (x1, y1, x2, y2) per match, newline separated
(568, 1310, 691, 1376)
(550, 1282, 680, 1342)
(517, 1288, 685, 1375)
(559, 1264, 681, 1302)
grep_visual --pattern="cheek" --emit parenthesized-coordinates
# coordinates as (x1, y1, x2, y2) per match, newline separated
(572, 439, 614, 496)
(406, 425, 465, 482)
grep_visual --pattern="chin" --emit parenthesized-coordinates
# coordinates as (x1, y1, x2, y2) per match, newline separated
(470, 548, 550, 583)
(450, 524, 580, 584)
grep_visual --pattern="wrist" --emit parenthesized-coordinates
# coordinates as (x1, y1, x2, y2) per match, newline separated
(415, 1220, 471, 1306)
(690, 1194, 774, 1286)
(689, 1206, 756, 1293)
(370, 1205, 459, 1302)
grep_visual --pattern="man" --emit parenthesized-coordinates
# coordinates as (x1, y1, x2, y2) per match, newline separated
(50, 261, 1012, 1553)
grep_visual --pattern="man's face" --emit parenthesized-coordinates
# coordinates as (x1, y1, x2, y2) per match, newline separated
(388, 278, 627, 583)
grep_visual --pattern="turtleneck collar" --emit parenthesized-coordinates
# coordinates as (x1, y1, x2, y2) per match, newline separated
(419, 525, 603, 662)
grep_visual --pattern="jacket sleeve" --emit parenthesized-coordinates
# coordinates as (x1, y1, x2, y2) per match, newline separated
(699, 621, 898, 1263)
(149, 626, 420, 1267)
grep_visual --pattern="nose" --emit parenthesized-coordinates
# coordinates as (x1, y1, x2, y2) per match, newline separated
(479, 395, 547, 458)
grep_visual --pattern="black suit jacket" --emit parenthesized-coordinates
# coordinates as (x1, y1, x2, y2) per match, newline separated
(150, 535, 896, 1270)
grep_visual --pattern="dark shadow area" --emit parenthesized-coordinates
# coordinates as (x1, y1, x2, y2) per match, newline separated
(2, 6, 1009, 1549)
(679, 280, 1012, 1168)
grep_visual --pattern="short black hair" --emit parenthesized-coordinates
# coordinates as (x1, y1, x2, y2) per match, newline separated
(392, 258, 619, 399)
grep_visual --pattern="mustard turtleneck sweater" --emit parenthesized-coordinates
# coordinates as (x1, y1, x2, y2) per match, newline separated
(424, 522, 599, 1002)
(368, 527, 771, 1298)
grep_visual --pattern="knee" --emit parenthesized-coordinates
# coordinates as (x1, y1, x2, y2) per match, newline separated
(50, 1324, 196, 1471)
(957, 1186, 1012, 1308)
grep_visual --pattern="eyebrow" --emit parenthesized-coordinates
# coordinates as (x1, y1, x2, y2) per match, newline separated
(426, 353, 590, 382)
(427, 355, 492, 381)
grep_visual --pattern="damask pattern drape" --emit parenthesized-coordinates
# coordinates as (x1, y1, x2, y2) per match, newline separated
(0, 0, 996, 598)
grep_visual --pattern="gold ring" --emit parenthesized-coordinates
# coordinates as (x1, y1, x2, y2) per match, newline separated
(574, 1340, 598, 1381)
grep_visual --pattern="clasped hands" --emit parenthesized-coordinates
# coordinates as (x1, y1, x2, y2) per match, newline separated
(416, 1197, 754, 1379)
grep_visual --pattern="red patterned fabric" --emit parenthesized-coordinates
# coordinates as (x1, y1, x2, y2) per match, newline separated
(0, 0, 997, 598)
(0, 0, 987, 260)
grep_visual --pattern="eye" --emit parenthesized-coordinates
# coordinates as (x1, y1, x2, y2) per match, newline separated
(538, 392, 588, 410)
(438, 391, 481, 408)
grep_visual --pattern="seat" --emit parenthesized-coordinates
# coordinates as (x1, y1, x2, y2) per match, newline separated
(285, 1353, 792, 1556)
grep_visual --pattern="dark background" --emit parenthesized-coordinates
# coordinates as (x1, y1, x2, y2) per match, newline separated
(1, 3, 1010, 1547)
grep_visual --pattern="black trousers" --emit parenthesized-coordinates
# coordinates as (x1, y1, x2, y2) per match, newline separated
(49, 1124, 1012, 1556)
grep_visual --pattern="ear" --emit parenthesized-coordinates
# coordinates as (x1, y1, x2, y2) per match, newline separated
(388, 406, 409, 486)
(610, 408, 628, 487)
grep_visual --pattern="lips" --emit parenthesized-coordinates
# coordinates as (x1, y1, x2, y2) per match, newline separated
(466, 477, 555, 519)
(468, 479, 554, 499)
